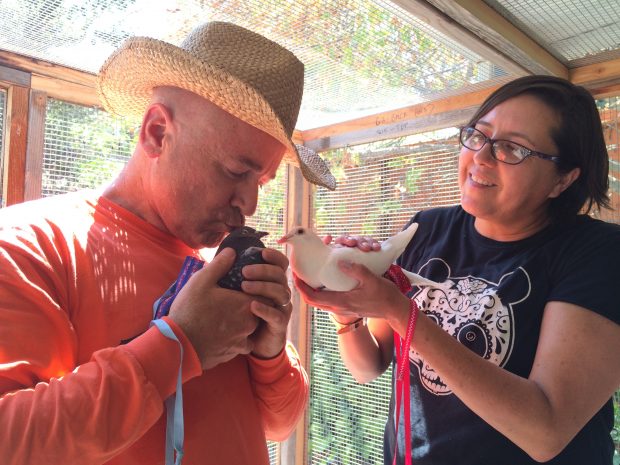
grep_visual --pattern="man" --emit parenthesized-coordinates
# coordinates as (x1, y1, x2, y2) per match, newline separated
(0, 22, 335, 465)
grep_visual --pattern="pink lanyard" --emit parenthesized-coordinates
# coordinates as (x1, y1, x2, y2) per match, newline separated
(392, 300, 418, 465)
(385, 265, 419, 465)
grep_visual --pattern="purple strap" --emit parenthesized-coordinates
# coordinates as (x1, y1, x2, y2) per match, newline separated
(153, 256, 205, 319)
(150, 255, 204, 465)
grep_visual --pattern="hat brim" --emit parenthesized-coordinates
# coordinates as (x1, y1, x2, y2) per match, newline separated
(97, 37, 336, 190)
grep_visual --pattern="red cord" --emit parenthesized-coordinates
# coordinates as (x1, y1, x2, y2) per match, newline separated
(384, 264, 420, 465)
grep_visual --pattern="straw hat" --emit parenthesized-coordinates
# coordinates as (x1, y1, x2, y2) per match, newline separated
(97, 21, 336, 190)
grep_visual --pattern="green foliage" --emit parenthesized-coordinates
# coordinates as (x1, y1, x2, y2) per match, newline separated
(613, 391, 620, 462)
(247, 167, 287, 249)
(42, 99, 138, 196)
(308, 312, 390, 465)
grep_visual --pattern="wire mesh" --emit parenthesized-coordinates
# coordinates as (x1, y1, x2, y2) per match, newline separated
(308, 129, 461, 465)
(486, 0, 620, 66)
(246, 166, 289, 252)
(267, 443, 279, 465)
(596, 95, 620, 223)
(312, 130, 461, 240)
(614, 391, 620, 461)
(575, 96, 619, 460)
(0, 0, 513, 130)
(309, 310, 392, 465)
(307, 115, 620, 463)
(42, 98, 139, 196)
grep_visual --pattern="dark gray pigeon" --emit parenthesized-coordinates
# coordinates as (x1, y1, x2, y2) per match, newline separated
(215, 226, 269, 291)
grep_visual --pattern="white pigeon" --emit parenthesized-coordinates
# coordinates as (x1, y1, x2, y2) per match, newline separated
(278, 223, 443, 291)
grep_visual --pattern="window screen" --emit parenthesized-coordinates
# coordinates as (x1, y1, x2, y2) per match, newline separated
(245, 165, 289, 465)
(0, 88, 6, 207)
(598, 96, 620, 224)
(42, 98, 139, 196)
(307, 104, 620, 463)
(308, 131, 461, 464)
(597, 97, 620, 461)
(247, 166, 289, 251)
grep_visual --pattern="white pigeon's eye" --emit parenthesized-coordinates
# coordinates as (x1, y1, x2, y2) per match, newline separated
(297, 228, 304, 235)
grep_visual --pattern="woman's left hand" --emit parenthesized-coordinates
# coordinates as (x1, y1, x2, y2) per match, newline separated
(322, 233, 381, 251)
(293, 258, 410, 327)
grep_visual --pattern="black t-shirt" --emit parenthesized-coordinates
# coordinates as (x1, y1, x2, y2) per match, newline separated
(384, 206, 620, 465)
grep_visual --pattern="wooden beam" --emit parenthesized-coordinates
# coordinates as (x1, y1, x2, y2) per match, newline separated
(2, 85, 29, 206)
(300, 85, 499, 150)
(280, 163, 313, 465)
(589, 82, 620, 100)
(0, 49, 96, 88)
(24, 90, 47, 201)
(305, 107, 475, 151)
(570, 57, 620, 89)
(31, 74, 100, 108)
(420, 0, 568, 78)
(0, 64, 30, 88)
(390, 0, 528, 76)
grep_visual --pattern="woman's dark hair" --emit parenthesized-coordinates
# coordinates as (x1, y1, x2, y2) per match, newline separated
(466, 75, 610, 221)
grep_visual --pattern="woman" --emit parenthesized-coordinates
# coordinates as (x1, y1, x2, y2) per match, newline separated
(295, 75, 620, 464)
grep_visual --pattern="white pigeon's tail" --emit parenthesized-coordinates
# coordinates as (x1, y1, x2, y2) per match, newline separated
(401, 269, 449, 289)
(380, 222, 419, 259)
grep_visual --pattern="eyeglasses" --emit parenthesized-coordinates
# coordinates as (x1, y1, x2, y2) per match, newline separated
(459, 126, 560, 165)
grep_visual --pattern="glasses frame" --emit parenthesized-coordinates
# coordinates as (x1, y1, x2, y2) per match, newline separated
(459, 126, 561, 165)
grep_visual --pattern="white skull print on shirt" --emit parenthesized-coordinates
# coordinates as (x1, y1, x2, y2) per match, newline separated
(409, 258, 531, 396)
(385, 207, 620, 464)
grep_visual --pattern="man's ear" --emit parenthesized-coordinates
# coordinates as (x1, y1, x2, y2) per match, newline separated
(549, 167, 581, 198)
(139, 103, 173, 158)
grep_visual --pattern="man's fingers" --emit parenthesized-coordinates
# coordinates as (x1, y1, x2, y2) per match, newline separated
(200, 247, 236, 283)
(250, 301, 288, 326)
(259, 247, 289, 271)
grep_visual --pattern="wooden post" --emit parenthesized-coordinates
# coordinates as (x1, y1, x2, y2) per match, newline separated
(2, 85, 29, 206)
(279, 162, 314, 465)
(24, 90, 47, 201)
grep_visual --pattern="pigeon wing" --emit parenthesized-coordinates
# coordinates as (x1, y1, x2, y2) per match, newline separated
(318, 247, 362, 291)
(289, 240, 329, 289)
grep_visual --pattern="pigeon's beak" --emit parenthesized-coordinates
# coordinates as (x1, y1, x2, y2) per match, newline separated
(277, 233, 291, 244)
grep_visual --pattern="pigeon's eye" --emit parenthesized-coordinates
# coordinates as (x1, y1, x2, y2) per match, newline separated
(297, 228, 304, 235)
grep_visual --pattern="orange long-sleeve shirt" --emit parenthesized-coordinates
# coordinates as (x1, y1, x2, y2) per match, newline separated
(0, 190, 308, 465)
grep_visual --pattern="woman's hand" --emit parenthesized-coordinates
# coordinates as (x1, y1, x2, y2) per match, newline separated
(293, 258, 410, 327)
(293, 259, 402, 383)
(322, 233, 381, 252)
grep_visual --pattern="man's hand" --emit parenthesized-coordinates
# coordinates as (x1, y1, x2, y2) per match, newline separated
(239, 247, 293, 359)
(168, 248, 259, 370)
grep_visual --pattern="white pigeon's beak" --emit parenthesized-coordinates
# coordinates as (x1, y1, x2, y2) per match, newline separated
(277, 233, 291, 244)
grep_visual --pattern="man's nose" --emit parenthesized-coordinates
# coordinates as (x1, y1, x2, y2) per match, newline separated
(231, 182, 259, 217)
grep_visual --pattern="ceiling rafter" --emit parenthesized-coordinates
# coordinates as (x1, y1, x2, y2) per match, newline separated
(571, 57, 620, 90)
(406, 0, 569, 78)
(390, 0, 528, 76)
